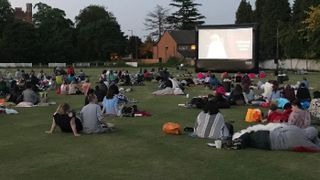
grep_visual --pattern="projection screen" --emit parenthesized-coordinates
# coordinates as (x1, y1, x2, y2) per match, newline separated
(196, 24, 258, 72)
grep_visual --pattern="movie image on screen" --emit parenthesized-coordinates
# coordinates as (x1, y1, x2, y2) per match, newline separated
(198, 28, 253, 60)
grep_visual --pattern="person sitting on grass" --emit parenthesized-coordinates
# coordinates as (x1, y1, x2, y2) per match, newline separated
(309, 91, 320, 122)
(102, 84, 120, 116)
(186, 100, 230, 140)
(267, 102, 292, 123)
(22, 82, 40, 105)
(288, 99, 311, 128)
(45, 103, 82, 136)
(80, 94, 111, 134)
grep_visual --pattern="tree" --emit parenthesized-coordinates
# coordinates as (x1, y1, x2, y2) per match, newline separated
(75, 5, 127, 61)
(301, 5, 320, 58)
(33, 3, 76, 63)
(168, 0, 205, 30)
(0, 20, 40, 63)
(144, 5, 171, 41)
(0, 0, 14, 37)
(292, 0, 320, 25)
(140, 36, 154, 59)
(235, 0, 254, 24)
(254, 0, 266, 24)
(257, 0, 291, 60)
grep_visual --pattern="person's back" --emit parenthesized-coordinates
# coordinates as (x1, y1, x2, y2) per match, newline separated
(194, 112, 229, 139)
(22, 86, 39, 104)
(194, 101, 229, 139)
(296, 83, 311, 102)
(102, 96, 119, 115)
(80, 102, 106, 134)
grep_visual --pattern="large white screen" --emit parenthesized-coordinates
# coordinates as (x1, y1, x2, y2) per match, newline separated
(198, 28, 253, 60)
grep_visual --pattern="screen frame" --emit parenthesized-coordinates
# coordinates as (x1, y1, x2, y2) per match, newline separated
(195, 24, 258, 73)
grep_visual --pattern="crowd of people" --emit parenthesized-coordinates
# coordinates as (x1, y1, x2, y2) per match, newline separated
(186, 70, 320, 151)
(1, 67, 320, 152)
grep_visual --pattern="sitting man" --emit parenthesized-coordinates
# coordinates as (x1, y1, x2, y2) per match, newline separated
(80, 94, 110, 134)
(22, 82, 39, 105)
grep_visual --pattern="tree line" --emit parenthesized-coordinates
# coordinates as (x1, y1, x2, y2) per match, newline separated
(2, 0, 318, 63)
(235, 0, 320, 60)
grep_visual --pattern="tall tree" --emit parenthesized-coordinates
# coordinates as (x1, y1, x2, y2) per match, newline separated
(75, 5, 127, 61)
(254, 0, 266, 24)
(168, 0, 205, 30)
(235, 0, 254, 24)
(33, 3, 75, 63)
(144, 5, 171, 41)
(257, 0, 291, 60)
(292, 0, 320, 25)
(301, 5, 320, 58)
(0, 0, 13, 37)
(0, 20, 39, 63)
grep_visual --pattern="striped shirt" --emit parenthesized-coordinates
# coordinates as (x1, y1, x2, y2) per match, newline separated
(194, 112, 229, 139)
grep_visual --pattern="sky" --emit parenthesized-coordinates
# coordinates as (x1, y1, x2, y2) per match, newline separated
(9, 0, 259, 38)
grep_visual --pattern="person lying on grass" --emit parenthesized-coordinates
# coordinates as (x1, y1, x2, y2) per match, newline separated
(232, 123, 320, 152)
(45, 102, 82, 136)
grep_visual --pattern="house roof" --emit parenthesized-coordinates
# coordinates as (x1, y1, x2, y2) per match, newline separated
(169, 30, 196, 45)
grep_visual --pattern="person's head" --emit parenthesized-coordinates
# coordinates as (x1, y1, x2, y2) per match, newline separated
(291, 99, 302, 111)
(269, 102, 278, 111)
(283, 102, 292, 110)
(87, 88, 95, 95)
(234, 84, 243, 92)
(26, 82, 32, 89)
(299, 82, 306, 88)
(272, 80, 279, 90)
(204, 100, 220, 115)
(57, 103, 70, 115)
(88, 94, 98, 103)
(313, 91, 320, 99)
(106, 84, 119, 99)
(303, 77, 307, 81)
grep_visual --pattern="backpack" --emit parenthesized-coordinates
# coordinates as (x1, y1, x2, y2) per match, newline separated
(162, 122, 182, 135)
(121, 105, 138, 117)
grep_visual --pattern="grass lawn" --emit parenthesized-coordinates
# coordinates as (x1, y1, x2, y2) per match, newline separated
(1, 67, 320, 180)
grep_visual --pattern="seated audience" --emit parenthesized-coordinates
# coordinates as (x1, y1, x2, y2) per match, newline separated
(282, 84, 295, 102)
(22, 83, 39, 105)
(80, 94, 109, 134)
(288, 99, 311, 128)
(45, 103, 82, 136)
(309, 91, 320, 121)
(102, 84, 120, 116)
(189, 101, 230, 139)
(267, 102, 292, 123)
(296, 82, 311, 103)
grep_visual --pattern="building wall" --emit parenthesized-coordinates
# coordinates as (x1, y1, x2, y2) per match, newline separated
(153, 32, 180, 63)
(260, 59, 320, 71)
(14, 3, 32, 23)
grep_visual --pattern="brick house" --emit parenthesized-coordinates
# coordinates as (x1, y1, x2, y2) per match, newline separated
(14, 3, 32, 23)
(153, 30, 196, 63)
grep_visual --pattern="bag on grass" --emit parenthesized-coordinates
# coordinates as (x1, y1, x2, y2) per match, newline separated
(245, 108, 262, 123)
(162, 122, 182, 135)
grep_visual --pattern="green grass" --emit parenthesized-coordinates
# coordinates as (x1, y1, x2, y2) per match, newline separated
(1, 67, 320, 180)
